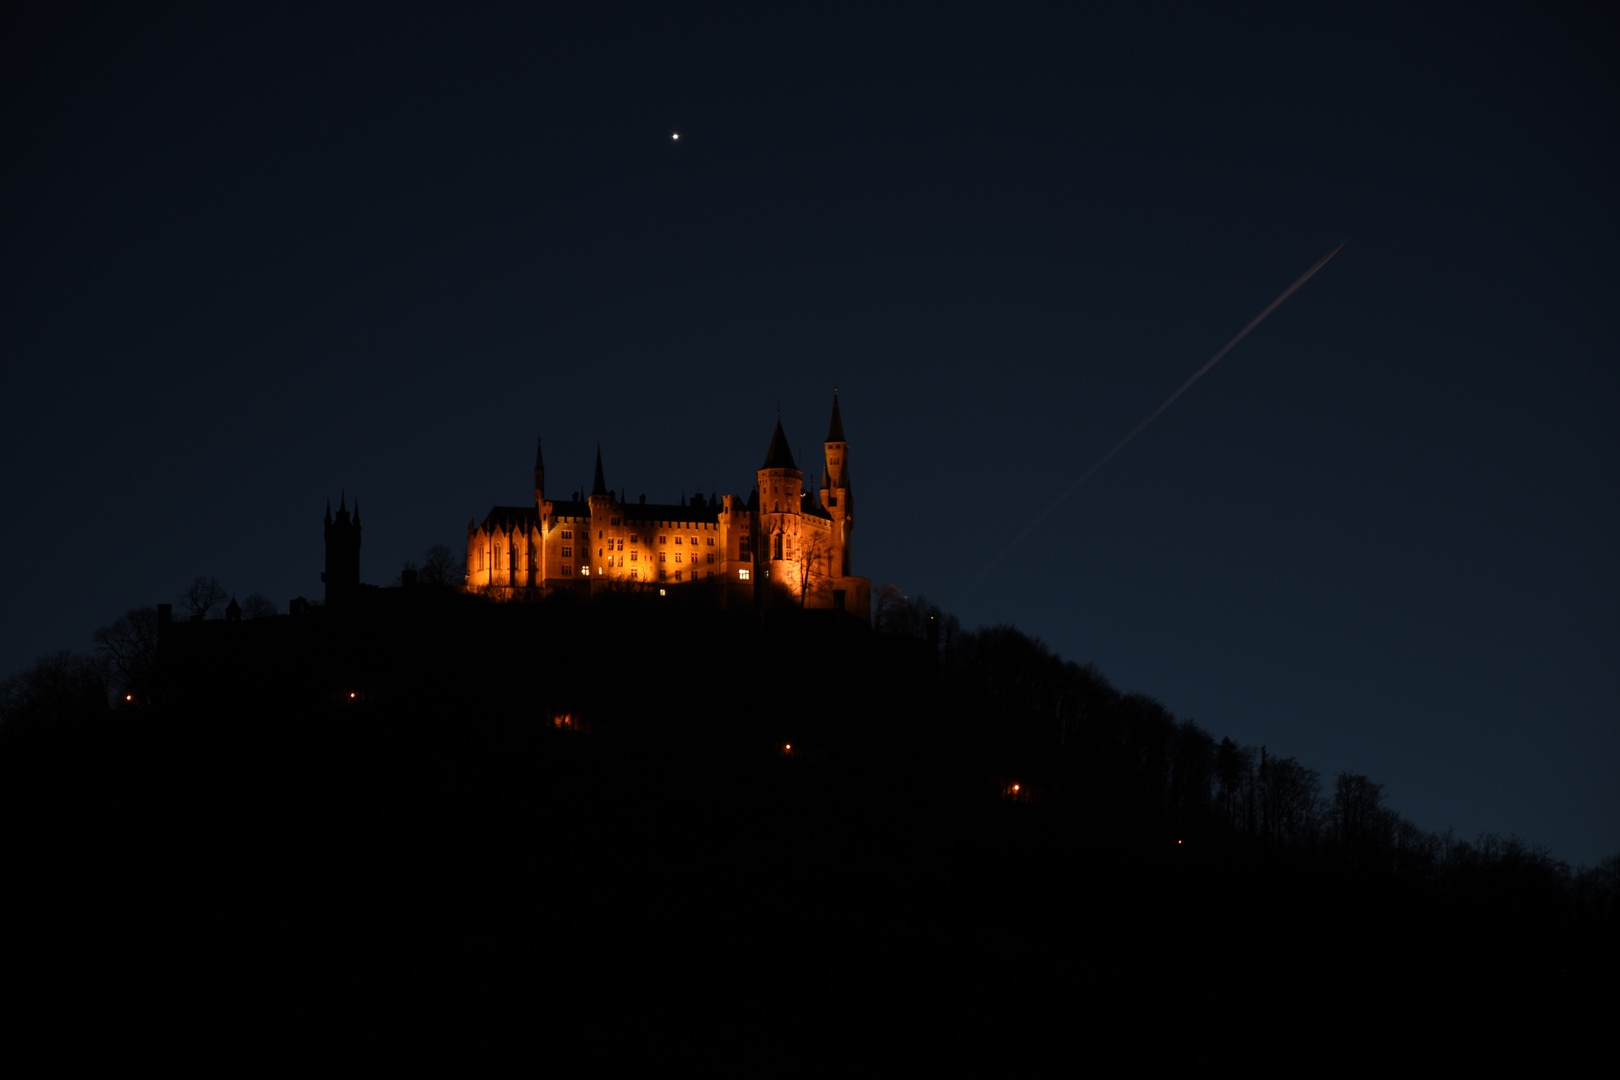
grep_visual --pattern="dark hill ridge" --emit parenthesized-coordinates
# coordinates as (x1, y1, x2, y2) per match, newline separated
(1, 595, 1612, 1059)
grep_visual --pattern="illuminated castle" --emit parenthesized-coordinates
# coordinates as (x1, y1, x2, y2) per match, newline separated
(466, 393, 870, 619)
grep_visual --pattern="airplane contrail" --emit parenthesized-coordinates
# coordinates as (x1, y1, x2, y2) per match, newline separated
(963, 240, 1346, 601)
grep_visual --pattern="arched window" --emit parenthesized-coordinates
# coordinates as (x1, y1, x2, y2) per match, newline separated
(773, 533, 783, 560)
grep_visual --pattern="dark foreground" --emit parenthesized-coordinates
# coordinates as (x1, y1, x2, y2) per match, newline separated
(4, 698, 1607, 1066)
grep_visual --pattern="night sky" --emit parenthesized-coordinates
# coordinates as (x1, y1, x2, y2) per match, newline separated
(4, 4, 1614, 866)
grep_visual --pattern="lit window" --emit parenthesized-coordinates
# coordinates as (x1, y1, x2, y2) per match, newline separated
(739, 569, 750, 580)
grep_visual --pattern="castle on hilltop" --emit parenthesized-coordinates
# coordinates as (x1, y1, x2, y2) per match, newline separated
(465, 393, 871, 618)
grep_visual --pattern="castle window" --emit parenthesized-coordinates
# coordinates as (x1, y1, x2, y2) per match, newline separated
(616, 539, 623, 550)
(690, 536, 698, 546)
(630, 569, 639, 579)
(659, 552, 667, 563)
(561, 530, 572, 539)
(675, 553, 683, 563)
(773, 534, 783, 559)
(828, 496, 836, 507)
(562, 547, 572, 558)
(630, 551, 637, 562)
(707, 537, 714, 546)
(658, 535, 666, 544)
(630, 534, 638, 544)
(706, 553, 714, 564)
(611, 518, 620, 526)
(562, 565, 572, 576)
(738, 569, 750, 580)
(675, 536, 682, 544)
(674, 571, 682, 581)
(598, 531, 603, 539)
(659, 568, 667, 581)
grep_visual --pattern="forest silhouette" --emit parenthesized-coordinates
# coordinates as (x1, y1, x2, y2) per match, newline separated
(2, 576, 1612, 1058)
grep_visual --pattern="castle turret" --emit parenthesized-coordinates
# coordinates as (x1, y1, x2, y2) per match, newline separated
(823, 391, 853, 577)
(588, 445, 617, 580)
(757, 414, 804, 602)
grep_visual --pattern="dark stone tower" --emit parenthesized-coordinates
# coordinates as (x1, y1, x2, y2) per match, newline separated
(322, 492, 362, 605)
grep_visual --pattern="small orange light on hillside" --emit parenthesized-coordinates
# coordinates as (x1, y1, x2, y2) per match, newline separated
(125, 695, 133, 701)
(785, 744, 791, 751)
(1012, 784, 1020, 793)
(349, 692, 356, 699)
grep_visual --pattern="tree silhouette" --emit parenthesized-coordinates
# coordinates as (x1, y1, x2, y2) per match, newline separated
(240, 594, 277, 619)
(420, 544, 462, 587)
(180, 577, 228, 621)
(0, 650, 109, 728)
(93, 606, 161, 696)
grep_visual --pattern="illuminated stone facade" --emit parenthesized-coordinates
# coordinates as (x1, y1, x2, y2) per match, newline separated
(466, 394, 870, 618)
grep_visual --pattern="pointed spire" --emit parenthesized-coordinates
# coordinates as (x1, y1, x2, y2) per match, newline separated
(761, 416, 798, 470)
(591, 445, 607, 497)
(535, 436, 544, 469)
(339, 489, 347, 514)
(826, 389, 846, 443)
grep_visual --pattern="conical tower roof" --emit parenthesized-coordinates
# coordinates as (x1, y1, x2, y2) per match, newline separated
(761, 416, 798, 471)
(826, 390, 846, 443)
(591, 445, 607, 496)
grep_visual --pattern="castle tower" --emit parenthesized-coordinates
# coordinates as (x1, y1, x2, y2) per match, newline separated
(757, 414, 803, 600)
(587, 444, 616, 580)
(821, 390, 854, 578)
(323, 492, 362, 605)
(532, 436, 549, 587)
